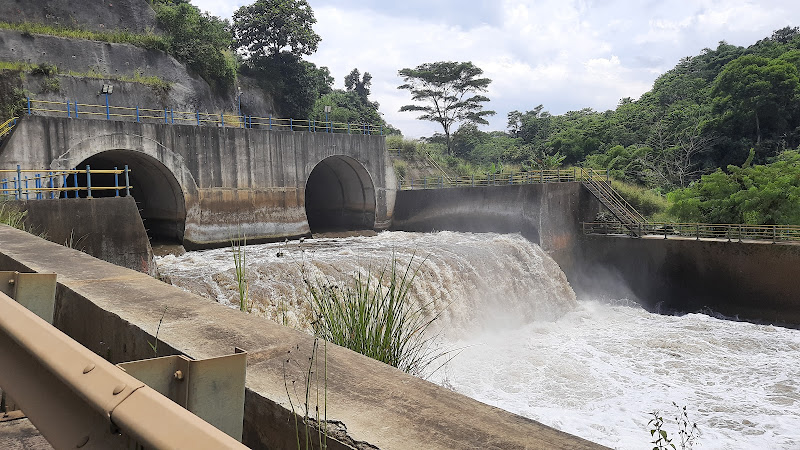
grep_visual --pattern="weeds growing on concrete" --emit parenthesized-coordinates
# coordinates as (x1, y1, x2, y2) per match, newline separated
(305, 256, 452, 377)
(648, 403, 700, 450)
(148, 306, 169, 358)
(230, 232, 249, 312)
(284, 338, 329, 449)
(0, 21, 168, 52)
(0, 202, 27, 230)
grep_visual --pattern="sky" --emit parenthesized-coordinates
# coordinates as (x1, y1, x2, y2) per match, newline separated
(192, 0, 799, 138)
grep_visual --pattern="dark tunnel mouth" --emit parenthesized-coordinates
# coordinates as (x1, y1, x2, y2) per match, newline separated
(66, 150, 186, 243)
(305, 155, 376, 234)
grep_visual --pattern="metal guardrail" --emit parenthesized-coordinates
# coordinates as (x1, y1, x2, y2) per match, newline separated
(0, 289, 248, 449)
(399, 168, 609, 190)
(582, 221, 800, 243)
(0, 165, 132, 200)
(0, 117, 17, 139)
(26, 97, 385, 135)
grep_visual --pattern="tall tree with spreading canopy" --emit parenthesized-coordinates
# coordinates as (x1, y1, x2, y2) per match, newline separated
(232, 0, 321, 58)
(397, 61, 495, 154)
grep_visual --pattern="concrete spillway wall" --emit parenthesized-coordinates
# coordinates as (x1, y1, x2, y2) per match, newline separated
(392, 184, 800, 325)
(1, 115, 395, 248)
(0, 226, 603, 450)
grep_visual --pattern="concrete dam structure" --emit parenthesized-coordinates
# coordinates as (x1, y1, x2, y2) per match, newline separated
(0, 115, 395, 248)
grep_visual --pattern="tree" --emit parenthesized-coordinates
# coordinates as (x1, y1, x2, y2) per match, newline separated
(155, 2, 236, 89)
(245, 52, 332, 118)
(232, 0, 321, 59)
(397, 61, 495, 154)
(711, 54, 800, 144)
(344, 68, 372, 102)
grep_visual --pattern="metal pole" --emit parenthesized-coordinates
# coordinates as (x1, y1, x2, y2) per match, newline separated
(35, 175, 40, 200)
(196, 111, 200, 126)
(27, 97, 31, 115)
(86, 165, 92, 198)
(136, 106, 140, 123)
(269, 116, 272, 130)
(114, 167, 120, 197)
(24, 177, 28, 200)
(696, 224, 699, 240)
(164, 109, 168, 124)
(124, 165, 130, 197)
(105, 93, 110, 120)
(74, 100, 79, 118)
(67, 101, 71, 118)
(170, 109, 174, 124)
(326, 111, 329, 133)
(72, 172, 78, 198)
(16, 165, 21, 199)
(290, 118, 293, 131)
(221, 113, 225, 127)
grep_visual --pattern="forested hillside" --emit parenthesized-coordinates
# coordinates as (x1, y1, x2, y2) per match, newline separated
(416, 27, 800, 225)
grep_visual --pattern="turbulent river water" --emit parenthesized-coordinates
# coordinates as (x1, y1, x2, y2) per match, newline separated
(155, 231, 800, 449)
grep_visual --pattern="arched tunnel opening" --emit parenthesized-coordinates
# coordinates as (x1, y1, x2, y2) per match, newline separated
(305, 155, 376, 234)
(64, 150, 186, 243)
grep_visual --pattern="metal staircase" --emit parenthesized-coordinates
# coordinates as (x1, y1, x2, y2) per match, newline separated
(580, 168, 646, 237)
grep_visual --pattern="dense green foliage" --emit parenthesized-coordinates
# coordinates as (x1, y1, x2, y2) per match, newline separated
(233, 0, 320, 58)
(398, 61, 495, 154)
(154, 2, 237, 89)
(427, 27, 800, 225)
(669, 149, 800, 224)
(309, 68, 398, 132)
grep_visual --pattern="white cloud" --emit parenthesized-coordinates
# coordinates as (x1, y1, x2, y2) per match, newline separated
(190, 0, 800, 138)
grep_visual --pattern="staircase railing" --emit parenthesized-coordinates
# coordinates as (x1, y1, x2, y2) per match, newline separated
(0, 117, 17, 140)
(579, 168, 645, 236)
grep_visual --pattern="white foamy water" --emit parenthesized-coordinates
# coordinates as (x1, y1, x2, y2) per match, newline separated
(155, 232, 800, 449)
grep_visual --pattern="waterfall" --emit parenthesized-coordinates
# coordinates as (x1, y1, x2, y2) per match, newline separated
(156, 231, 576, 337)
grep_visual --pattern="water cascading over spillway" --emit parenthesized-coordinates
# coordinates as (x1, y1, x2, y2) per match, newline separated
(155, 231, 577, 337)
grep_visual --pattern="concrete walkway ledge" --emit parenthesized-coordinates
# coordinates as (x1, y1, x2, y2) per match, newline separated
(0, 226, 606, 449)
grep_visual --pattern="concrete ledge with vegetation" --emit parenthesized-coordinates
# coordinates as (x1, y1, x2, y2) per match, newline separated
(0, 225, 605, 449)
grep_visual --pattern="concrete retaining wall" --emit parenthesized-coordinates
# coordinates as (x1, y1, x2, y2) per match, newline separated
(0, 226, 603, 450)
(11, 196, 154, 275)
(391, 183, 601, 276)
(574, 235, 800, 325)
(1, 116, 395, 248)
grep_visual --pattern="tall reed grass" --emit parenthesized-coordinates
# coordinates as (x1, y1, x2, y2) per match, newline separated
(305, 257, 449, 376)
(230, 233, 248, 312)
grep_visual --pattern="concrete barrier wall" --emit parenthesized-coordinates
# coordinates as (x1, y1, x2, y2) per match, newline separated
(574, 235, 800, 325)
(1, 116, 395, 248)
(0, 226, 603, 450)
(11, 197, 155, 275)
(391, 183, 601, 276)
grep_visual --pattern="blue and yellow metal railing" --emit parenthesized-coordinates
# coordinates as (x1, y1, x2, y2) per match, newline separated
(0, 165, 132, 200)
(25, 97, 385, 135)
(398, 168, 609, 190)
(582, 221, 800, 243)
(0, 117, 17, 139)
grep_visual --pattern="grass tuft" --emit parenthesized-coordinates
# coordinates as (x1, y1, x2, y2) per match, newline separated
(305, 256, 452, 377)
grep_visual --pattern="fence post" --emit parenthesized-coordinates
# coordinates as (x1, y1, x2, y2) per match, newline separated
(72, 172, 78, 198)
(16, 165, 21, 199)
(696, 224, 699, 240)
(105, 94, 110, 120)
(62, 173, 67, 199)
(221, 113, 225, 127)
(773, 225, 777, 244)
(471, 174, 475, 187)
(557, 167, 560, 181)
(269, 115, 272, 130)
(24, 176, 28, 200)
(196, 111, 200, 125)
(47, 172, 53, 199)
(67, 100, 71, 118)
(136, 106, 140, 123)
(114, 166, 120, 197)
(171, 109, 175, 124)
(348, 123, 351, 134)
(74, 100, 79, 118)
(424, 178, 427, 189)
(124, 165, 130, 197)
(86, 165, 92, 198)
(35, 175, 40, 200)
(739, 225, 742, 242)
(164, 109, 168, 124)
(27, 97, 31, 115)
(381, 125, 383, 136)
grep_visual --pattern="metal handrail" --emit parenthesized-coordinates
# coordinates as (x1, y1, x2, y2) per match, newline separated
(0, 290, 247, 449)
(0, 165, 132, 200)
(582, 221, 800, 243)
(0, 117, 17, 139)
(26, 97, 385, 135)
(398, 168, 608, 190)
(580, 169, 646, 224)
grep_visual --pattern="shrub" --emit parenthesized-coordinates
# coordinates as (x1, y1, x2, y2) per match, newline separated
(611, 179, 670, 219)
(305, 257, 447, 377)
(393, 160, 407, 179)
